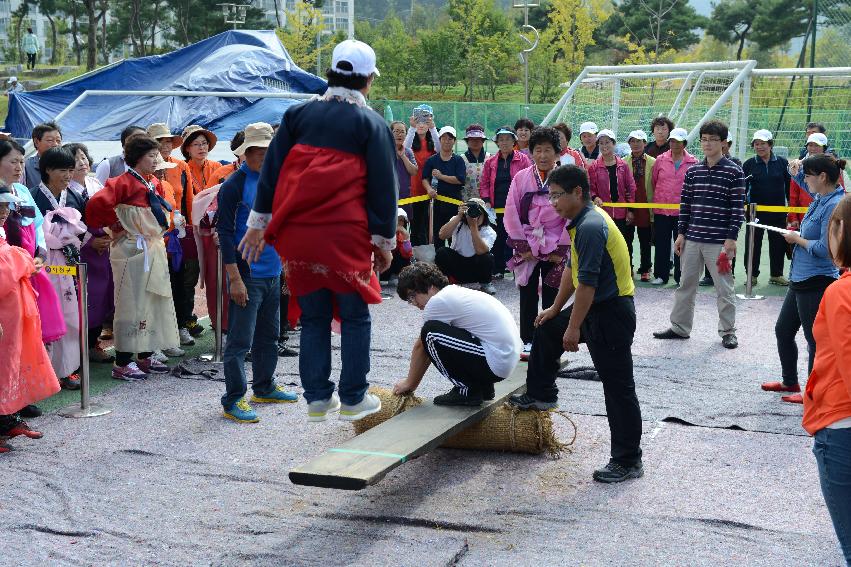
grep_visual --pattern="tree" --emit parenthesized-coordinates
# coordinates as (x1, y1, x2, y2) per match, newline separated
(706, 0, 757, 60)
(372, 15, 416, 94)
(598, 0, 707, 63)
(277, 0, 326, 71)
(548, 0, 609, 77)
(527, 27, 563, 103)
(416, 28, 464, 93)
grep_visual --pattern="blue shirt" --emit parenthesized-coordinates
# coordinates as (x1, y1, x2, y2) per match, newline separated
(789, 186, 844, 283)
(217, 163, 282, 279)
(422, 153, 466, 200)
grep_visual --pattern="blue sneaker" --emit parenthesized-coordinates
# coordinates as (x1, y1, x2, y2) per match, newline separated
(223, 398, 259, 423)
(251, 385, 299, 404)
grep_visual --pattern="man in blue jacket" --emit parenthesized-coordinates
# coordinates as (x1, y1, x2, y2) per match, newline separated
(217, 122, 298, 423)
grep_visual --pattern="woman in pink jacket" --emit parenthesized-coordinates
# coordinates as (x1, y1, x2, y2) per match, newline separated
(503, 127, 570, 358)
(479, 126, 532, 278)
(587, 129, 637, 269)
(650, 127, 699, 285)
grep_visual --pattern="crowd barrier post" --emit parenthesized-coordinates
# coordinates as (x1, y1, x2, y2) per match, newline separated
(737, 203, 765, 301)
(200, 248, 225, 363)
(59, 262, 113, 418)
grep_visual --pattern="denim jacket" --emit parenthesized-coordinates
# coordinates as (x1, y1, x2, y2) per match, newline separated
(789, 186, 844, 282)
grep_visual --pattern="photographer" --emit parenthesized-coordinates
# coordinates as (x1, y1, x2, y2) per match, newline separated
(434, 198, 497, 294)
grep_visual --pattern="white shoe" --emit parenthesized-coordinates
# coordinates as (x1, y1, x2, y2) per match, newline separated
(307, 392, 341, 422)
(338, 393, 382, 422)
(162, 346, 186, 358)
(650, 277, 665, 285)
(150, 350, 169, 363)
(520, 342, 532, 361)
(179, 328, 195, 346)
(481, 282, 496, 295)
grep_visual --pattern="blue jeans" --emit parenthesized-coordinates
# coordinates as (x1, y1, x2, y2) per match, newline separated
(297, 289, 370, 405)
(813, 427, 851, 564)
(221, 275, 281, 410)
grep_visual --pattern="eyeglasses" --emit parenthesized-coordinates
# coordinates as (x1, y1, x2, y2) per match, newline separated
(547, 191, 566, 202)
(189, 140, 209, 148)
(700, 137, 722, 143)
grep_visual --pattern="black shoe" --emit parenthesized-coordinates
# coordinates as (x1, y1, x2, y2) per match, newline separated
(277, 342, 298, 357)
(185, 320, 204, 337)
(483, 384, 495, 401)
(19, 405, 42, 418)
(698, 276, 714, 287)
(593, 461, 644, 483)
(508, 393, 558, 410)
(652, 328, 689, 340)
(433, 387, 483, 407)
(722, 334, 738, 349)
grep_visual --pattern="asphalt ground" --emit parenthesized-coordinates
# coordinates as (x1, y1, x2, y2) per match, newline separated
(2, 233, 846, 566)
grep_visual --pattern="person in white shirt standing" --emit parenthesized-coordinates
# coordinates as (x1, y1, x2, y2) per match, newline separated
(22, 28, 40, 70)
(393, 262, 521, 406)
(434, 197, 498, 294)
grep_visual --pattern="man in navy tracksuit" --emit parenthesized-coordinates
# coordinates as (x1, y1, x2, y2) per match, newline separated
(217, 122, 298, 423)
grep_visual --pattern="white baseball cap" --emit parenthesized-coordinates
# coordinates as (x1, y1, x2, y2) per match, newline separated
(806, 132, 828, 147)
(596, 129, 616, 142)
(7, 76, 17, 84)
(438, 126, 457, 139)
(627, 129, 648, 142)
(579, 121, 598, 135)
(751, 129, 773, 143)
(331, 39, 380, 77)
(397, 207, 408, 220)
(668, 127, 689, 142)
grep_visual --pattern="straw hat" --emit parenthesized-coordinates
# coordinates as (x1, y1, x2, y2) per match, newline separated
(180, 124, 217, 157)
(147, 123, 183, 147)
(153, 152, 178, 171)
(233, 122, 274, 156)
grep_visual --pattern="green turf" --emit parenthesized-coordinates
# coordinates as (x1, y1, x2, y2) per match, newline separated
(40, 317, 216, 414)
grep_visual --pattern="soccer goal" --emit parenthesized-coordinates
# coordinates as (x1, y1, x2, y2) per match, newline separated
(542, 61, 851, 161)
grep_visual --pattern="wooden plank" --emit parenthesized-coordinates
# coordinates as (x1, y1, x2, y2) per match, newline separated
(289, 358, 566, 490)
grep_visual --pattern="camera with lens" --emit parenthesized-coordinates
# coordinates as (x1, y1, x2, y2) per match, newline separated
(464, 200, 483, 219)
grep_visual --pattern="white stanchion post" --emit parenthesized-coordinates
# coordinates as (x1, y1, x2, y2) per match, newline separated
(737, 203, 765, 301)
(60, 263, 113, 418)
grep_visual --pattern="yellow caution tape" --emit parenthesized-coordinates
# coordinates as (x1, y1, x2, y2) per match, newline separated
(44, 264, 78, 277)
(397, 194, 505, 214)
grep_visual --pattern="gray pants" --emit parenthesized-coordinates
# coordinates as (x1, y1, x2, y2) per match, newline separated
(670, 239, 736, 337)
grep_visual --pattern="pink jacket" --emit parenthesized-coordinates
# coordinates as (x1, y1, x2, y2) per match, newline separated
(503, 165, 570, 286)
(587, 155, 636, 220)
(651, 149, 699, 216)
(479, 150, 532, 204)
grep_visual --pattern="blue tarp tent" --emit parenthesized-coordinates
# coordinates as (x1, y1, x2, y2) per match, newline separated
(3, 30, 327, 141)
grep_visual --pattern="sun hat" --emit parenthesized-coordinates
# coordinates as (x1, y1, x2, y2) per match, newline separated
(331, 39, 380, 77)
(180, 125, 217, 157)
(147, 123, 184, 147)
(152, 153, 178, 171)
(233, 122, 274, 156)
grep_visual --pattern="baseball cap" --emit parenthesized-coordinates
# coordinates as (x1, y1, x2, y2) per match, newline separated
(579, 121, 598, 135)
(438, 126, 457, 139)
(7, 76, 17, 84)
(331, 39, 380, 77)
(627, 130, 648, 142)
(596, 129, 616, 142)
(668, 127, 689, 142)
(397, 207, 408, 220)
(751, 129, 773, 143)
(806, 132, 828, 147)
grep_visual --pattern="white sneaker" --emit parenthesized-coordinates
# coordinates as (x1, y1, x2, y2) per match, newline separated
(481, 282, 496, 295)
(520, 342, 532, 361)
(162, 346, 186, 358)
(151, 350, 169, 363)
(650, 277, 665, 285)
(338, 393, 382, 422)
(307, 392, 341, 422)
(179, 328, 195, 346)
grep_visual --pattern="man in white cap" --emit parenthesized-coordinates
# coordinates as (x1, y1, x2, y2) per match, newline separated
(742, 129, 791, 287)
(5, 77, 24, 96)
(238, 39, 397, 423)
(216, 122, 298, 423)
(579, 121, 599, 163)
(798, 122, 834, 159)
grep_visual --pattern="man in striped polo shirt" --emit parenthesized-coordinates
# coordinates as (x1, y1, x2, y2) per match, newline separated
(654, 120, 745, 349)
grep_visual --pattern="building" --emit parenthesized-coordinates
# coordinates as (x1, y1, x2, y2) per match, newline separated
(281, 0, 354, 40)
(0, 0, 55, 63)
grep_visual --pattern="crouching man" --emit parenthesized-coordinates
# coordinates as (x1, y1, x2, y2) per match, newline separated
(393, 263, 521, 406)
(508, 165, 644, 483)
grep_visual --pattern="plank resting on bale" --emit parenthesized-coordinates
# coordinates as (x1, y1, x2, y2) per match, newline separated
(289, 358, 568, 490)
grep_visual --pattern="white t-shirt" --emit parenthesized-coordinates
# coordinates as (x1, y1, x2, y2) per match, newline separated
(450, 223, 496, 257)
(423, 285, 521, 378)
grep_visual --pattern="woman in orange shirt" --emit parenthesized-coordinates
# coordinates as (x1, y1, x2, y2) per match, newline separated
(804, 185, 851, 564)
